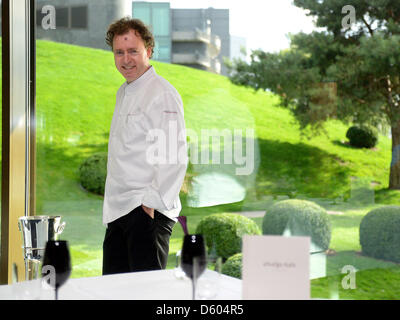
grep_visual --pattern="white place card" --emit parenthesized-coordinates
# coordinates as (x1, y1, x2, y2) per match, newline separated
(242, 235, 310, 300)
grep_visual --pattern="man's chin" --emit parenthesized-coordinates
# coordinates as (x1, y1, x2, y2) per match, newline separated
(125, 75, 138, 83)
(122, 68, 148, 83)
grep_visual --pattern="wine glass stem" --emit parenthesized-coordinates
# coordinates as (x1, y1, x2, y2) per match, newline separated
(192, 279, 196, 300)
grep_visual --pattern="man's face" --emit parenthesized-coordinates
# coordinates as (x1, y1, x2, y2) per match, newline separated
(113, 29, 152, 83)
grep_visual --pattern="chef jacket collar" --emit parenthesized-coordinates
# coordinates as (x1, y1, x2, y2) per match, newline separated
(124, 65, 155, 95)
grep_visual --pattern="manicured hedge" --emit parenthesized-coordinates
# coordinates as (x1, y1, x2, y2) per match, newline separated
(262, 199, 331, 251)
(221, 253, 242, 279)
(195, 213, 261, 260)
(79, 153, 107, 195)
(346, 125, 378, 148)
(360, 206, 400, 263)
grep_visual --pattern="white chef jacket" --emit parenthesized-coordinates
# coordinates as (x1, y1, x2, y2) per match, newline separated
(103, 66, 188, 225)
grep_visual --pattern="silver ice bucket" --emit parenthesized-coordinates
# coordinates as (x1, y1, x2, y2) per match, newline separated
(18, 215, 66, 279)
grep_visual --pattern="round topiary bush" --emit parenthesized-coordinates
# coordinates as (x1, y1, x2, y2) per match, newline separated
(221, 253, 242, 279)
(195, 213, 261, 260)
(79, 152, 107, 195)
(262, 199, 331, 251)
(346, 125, 378, 148)
(360, 206, 400, 263)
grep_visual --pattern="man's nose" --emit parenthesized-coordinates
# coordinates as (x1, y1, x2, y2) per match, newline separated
(123, 52, 131, 64)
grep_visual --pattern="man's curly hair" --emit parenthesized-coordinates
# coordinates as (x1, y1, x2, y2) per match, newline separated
(106, 17, 155, 58)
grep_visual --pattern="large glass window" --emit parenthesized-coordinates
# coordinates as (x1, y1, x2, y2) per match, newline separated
(132, 2, 151, 26)
(132, 2, 171, 63)
(154, 38, 170, 61)
(27, 0, 400, 300)
(152, 6, 169, 36)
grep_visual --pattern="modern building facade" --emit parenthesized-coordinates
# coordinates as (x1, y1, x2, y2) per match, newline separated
(131, 2, 230, 74)
(36, 0, 131, 50)
(35, 1, 245, 75)
(169, 7, 229, 74)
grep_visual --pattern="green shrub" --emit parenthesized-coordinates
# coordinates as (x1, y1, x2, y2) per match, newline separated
(221, 253, 242, 279)
(195, 213, 261, 260)
(262, 199, 331, 251)
(79, 153, 107, 195)
(346, 125, 378, 148)
(359, 206, 400, 263)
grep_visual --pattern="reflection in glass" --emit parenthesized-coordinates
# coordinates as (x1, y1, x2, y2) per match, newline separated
(30, 1, 400, 301)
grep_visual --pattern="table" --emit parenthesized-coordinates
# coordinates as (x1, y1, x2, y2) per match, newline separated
(0, 269, 242, 300)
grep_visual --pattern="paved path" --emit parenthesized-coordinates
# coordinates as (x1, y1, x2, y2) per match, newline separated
(232, 210, 344, 217)
(232, 211, 266, 218)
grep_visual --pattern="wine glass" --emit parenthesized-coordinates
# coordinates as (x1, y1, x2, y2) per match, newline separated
(174, 250, 186, 279)
(42, 240, 71, 300)
(180, 234, 207, 300)
(197, 256, 222, 300)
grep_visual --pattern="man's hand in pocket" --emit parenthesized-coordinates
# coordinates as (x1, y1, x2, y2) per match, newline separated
(141, 204, 154, 219)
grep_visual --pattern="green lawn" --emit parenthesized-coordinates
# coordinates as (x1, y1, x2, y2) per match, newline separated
(311, 268, 400, 300)
(3, 39, 399, 299)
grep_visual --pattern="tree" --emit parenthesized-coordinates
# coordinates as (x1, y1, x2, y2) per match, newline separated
(226, 0, 400, 189)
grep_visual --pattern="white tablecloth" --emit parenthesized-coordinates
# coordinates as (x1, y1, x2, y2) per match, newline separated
(0, 269, 242, 300)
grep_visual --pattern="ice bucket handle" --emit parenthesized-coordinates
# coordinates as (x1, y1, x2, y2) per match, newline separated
(56, 221, 66, 235)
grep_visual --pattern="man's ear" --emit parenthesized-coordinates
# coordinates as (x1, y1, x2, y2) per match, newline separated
(146, 46, 153, 59)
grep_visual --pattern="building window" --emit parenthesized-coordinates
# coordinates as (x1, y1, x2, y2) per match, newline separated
(132, 2, 171, 63)
(152, 6, 169, 37)
(133, 3, 151, 26)
(71, 6, 88, 29)
(155, 38, 171, 61)
(56, 7, 69, 28)
(36, 6, 88, 29)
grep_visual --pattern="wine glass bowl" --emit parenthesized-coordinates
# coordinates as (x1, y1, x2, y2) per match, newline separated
(42, 240, 71, 300)
(180, 234, 207, 299)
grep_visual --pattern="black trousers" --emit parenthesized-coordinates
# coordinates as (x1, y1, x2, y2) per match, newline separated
(102, 205, 175, 275)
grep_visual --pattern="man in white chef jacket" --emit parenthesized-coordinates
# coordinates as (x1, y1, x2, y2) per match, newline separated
(102, 17, 188, 275)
